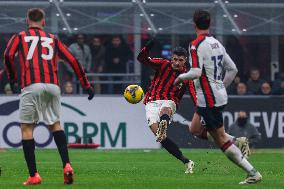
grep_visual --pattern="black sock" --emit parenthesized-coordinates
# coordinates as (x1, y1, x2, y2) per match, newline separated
(53, 130, 70, 167)
(22, 139, 37, 177)
(160, 114, 170, 125)
(161, 137, 189, 164)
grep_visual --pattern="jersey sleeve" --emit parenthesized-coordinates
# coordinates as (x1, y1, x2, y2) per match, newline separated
(56, 38, 91, 89)
(178, 44, 204, 81)
(190, 43, 204, 69)
(223, 50, 238, 88)
(137, 47, 165, 69)
(4, 34, 20, 83)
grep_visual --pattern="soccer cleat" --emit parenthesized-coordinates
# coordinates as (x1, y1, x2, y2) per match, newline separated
(156, 120, 168, 142)
(235, 137, 251, 159)
(64, 163, 74, 184)
(185, 160, 195, 174)
(23, 173, 42, 186)
(239, 171, 262, 184)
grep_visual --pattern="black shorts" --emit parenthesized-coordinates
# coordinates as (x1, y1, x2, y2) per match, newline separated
(196, 105, 226, 130)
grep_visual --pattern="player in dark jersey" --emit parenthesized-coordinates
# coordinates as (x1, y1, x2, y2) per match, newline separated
(137, 39, 195, 174)
(4, 8, 94, 185)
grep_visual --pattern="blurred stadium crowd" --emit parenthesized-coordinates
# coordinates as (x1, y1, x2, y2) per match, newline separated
(0, 33, 284, 95)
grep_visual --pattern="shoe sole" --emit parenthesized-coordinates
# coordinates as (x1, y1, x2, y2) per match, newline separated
(156, 120, 167, 142)
(64, 171, 74, 184)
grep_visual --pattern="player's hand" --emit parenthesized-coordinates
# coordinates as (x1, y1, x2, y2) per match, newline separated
(173, 77, 183, 86)
(145, 38, 155, 50)
(86, 85, 95, 100)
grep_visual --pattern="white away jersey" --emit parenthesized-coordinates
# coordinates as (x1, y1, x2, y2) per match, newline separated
(189, 34, 237, 108)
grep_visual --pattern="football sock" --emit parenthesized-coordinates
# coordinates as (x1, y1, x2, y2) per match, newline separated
(161, 137, 189, 164)
(160, 114, 170, 125)
(222, 140, 255, 175)
(22, 139, 37, 177)
(53, 130, 70, 167)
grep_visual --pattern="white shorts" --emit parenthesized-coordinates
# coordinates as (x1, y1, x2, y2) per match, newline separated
(19, 83, 61, 125)
(145, 100, 176, 126)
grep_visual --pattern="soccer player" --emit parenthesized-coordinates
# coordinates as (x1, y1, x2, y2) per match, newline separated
(4, 8, 95, 185)
(137, 40, 195, 174)
(174, 10, 262, 184)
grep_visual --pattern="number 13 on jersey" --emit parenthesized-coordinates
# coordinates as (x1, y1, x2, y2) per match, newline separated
(211, 55, 223, 80)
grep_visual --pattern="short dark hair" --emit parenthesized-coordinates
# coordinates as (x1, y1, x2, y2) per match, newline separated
(193, 10, 210, 30)
(27, 8, 45, 22)
(172, 47, 187, 57)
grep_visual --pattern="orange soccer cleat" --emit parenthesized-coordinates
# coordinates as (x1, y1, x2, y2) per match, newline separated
(23, 173, 42, 186)
(64, 163, 74, 184)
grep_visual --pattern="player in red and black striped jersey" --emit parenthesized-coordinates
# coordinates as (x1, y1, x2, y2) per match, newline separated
(4, 19, 92, 93)
(137, 39, 195, 174)
(3, 8, 94, 185)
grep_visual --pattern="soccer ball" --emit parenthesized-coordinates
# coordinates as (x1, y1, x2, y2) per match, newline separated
(123, 84, 144, 104)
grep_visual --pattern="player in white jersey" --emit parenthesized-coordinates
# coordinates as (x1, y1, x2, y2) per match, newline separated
(174, 10, 262, 184)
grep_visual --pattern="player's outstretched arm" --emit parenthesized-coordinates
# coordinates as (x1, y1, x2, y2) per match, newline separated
(223, 53, 238, 88)
(4, 34, 20, 87)
(137, 38, 164, 69)
(56, 38, 94, 100)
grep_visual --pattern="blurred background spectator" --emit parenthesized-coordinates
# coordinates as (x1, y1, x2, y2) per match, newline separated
(63, 81, 74, 95)
(259, 82, 272, 95)
(105, 36, 133, 94)
(228, 111, 261, 148)
(246, 68, 265, 94)
(68, 34, 92, 74)
(90, 36, 105, 94)
(236, 82, 249, 96)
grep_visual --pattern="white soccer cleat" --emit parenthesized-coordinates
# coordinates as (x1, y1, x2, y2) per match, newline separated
(239, 171, 262, 184)
(185, 160, 195, 174)
(235, 137, 251, 159)
(156, 120, 168, 142)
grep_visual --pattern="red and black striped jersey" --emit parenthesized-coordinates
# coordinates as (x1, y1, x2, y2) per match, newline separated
(4, 27, 91, 89)
(137, 47, 197, 106)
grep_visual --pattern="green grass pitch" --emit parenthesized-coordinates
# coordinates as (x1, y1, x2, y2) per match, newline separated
(0, 149, 283, 189)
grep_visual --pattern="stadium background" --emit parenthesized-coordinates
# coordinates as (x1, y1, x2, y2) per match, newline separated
(0, 0, 284, 149)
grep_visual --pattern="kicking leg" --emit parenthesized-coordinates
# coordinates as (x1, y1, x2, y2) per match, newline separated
(49, 122, 73, 184)
(150, 122, 194, 174)
(21, 123, 42, 185)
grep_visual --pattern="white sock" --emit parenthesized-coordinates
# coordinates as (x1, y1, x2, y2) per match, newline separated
(207, 132, 235, 142)
(223, 142, 255, 175)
